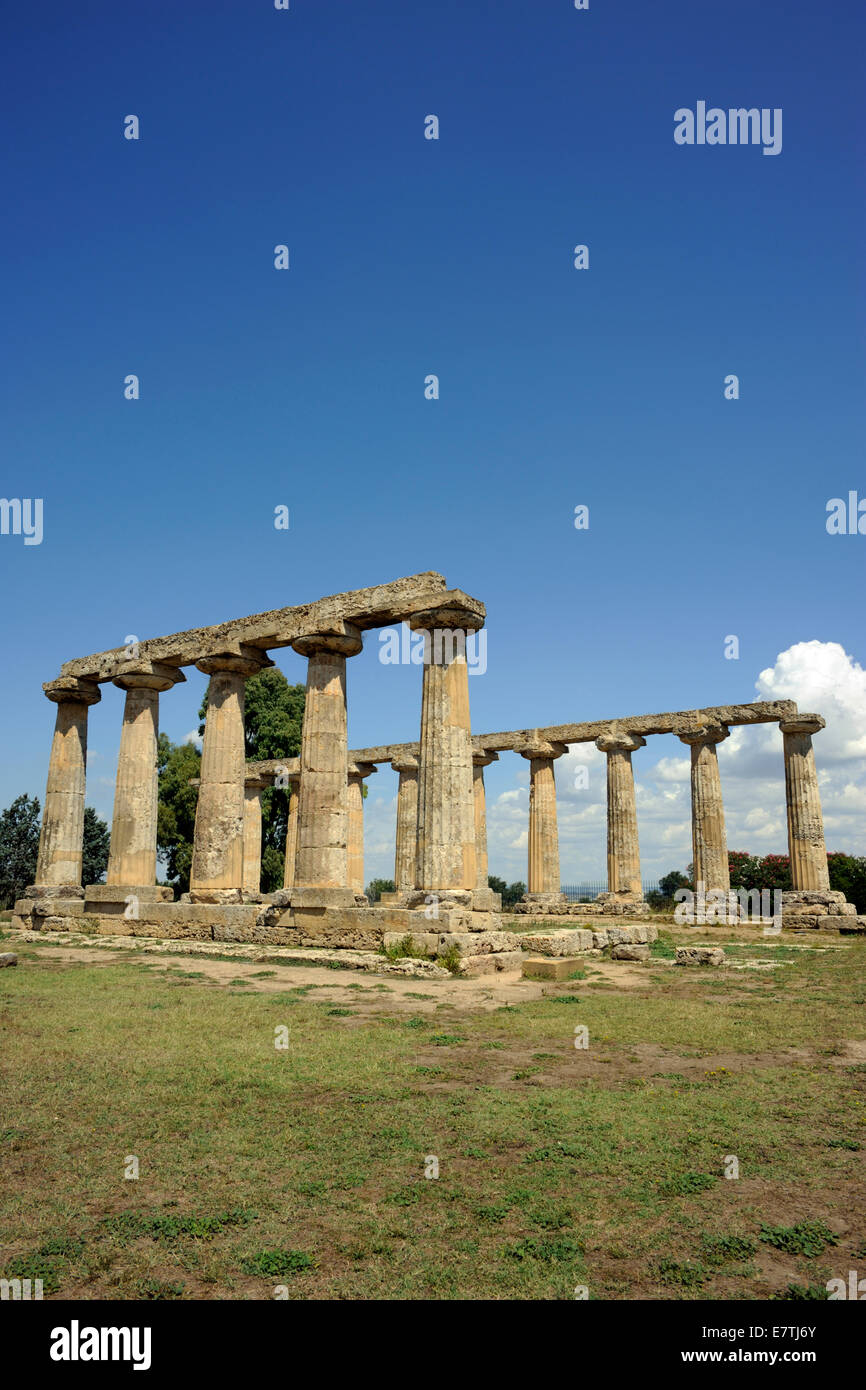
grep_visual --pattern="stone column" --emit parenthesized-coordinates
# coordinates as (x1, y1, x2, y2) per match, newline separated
(242, 774, 269, 897)
(291, 625, 363, 907)
(189, 646, 272, 901)
(282, 774, 299, 890)
(472, 750, 498, 892)
(596, 728, 645, 897)
(780, 715, 831, 891)
(409, 605, 491, 908)
(520, 737, 567, 901)
(347, 761, 377, 896)
(31, 677, 102, 894)
(678, 724, 730, 894)
(106, 663, 185, 892)
(391, 753, 419, 893)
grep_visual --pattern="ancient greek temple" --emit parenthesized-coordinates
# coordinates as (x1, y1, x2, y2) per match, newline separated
(13, 572, 862, 963)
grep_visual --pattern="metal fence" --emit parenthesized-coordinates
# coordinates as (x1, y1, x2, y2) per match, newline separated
(561, 881, 662, 902)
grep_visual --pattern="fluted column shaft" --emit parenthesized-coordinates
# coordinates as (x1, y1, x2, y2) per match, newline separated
(347, 761, 376, 896)
(472, 751, 498, 891)
(781, 716, 830, 891)
(597, 729, 645, 895)
(413, 612, 479, 894)
(242, 777, 267, 895)
(292, 627, 362, 903)
(33, 678, 102, 889)
(520, 739, 567, 897)
(283, 776, 299, 889)
(391, 755, 419, 892)
(190, 648, 271, 895)
(107, 664, 184, 887)
(678, 725, 729, 893)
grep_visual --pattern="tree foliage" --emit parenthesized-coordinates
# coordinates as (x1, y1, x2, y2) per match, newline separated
(82, 807, 111, 886)
(0, 793, 41, 908)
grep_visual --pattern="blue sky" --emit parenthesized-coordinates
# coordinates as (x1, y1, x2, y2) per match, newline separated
(2, 0, 864, 883)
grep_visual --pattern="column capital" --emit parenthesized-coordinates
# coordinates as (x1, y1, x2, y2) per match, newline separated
(196, 645, 274, 678)
(408, 603, 484, 633)
(596, 728, 646, 754)
(390, 752, 419, 774)
(779, 714, 825, 736)
(473, 749, 499, 768)
(519, 737, 567, 761)
(112, 661, 186, 693)
(678, 723, 729, 747)
(292, 623, 363, 658)
(43, 676, 102, 707)
(347, 760, 377, 781)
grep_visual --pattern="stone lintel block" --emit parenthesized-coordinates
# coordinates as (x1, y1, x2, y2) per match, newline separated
(458, 950, 523, 977)
(610, 944, 651, 962)
(521, 956, 581, 981)
(32, 898, 86, 917)
(289, 887, 358, 909)
(184, 889, 246, 905)
(520, 929, 594, 957)
(85, 885, 174, 903)
(675, 946, 725, 967)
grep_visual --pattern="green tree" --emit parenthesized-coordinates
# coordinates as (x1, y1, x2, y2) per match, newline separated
(0, 794, 41, 908)
(366, 878, 395, 902)
(82, 807, 110, 886)
(157, 735, 202, 893)
(488, 876, 526, 907)
(827, 853, 866, 912)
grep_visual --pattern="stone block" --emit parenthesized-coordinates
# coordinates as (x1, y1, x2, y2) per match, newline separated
(675, 946, 725, 967)
(458, 950, 523, 977)
(0, 953, 18, 967)
(521, 956, 583, 981)
(610, 944, 651, 962)
(520, 929, 594, 957)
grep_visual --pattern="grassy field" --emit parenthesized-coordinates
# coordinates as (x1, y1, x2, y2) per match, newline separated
(1, 925, 864, 1301)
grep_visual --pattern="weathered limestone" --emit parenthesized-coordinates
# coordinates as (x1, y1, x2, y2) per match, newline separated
(472, 750, 498, 892)
(347, 761, 376, 896)
(31, 677, 102, 892)
(676, 946, 725, 967)
(409, 606, 487, 909)
(678, 723, 730, 894)
(282, 773, 299, 890)
(391, 753, 419, 893)
(189, 647, 272, 901)
(106, 663, 185, 891)
(291, 626, 363, 908)
(596, 727, 645, 898)
(780, 716, 831, 891)
(242, 773, 269, 896)
(520, 737, 567, 902)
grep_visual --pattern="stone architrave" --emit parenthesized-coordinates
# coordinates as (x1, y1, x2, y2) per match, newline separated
(678, 723, 730, 894)
(409, 604, 489, 908)
(780, 715, 831, 891)
(520, 737, 568, 901)
(391, 753, 419, 893)
(282, 773, 300, 890)
(242, 773, 269, 897)
(106, 662, 186, 891)
(596, 727, 645, 897)
(291, 625, 363, 907)
(31, 677, 102, 893)
(189, 647, 273, 900)
(347, 760, 377, 896)
(472, 750, 498, 892)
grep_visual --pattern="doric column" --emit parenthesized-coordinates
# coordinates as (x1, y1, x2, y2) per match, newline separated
(242, 774, 268, 896)
(32, 677, 102, 893)
(189, 646, 272, 899)
(391, 753, 419, 893)
(472, 750, 498, 891)
(596, 727, 645, 897)
(410, 604, 486, 906)
(678, 724, 730, 893)
(283, 773, 299, 890)
(780, 715, 831, 891)
(106, 662, 185, 890)
(520, 737, 567, 900)
(347, 760, 377, 896)
(291, 625, 363, 907)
